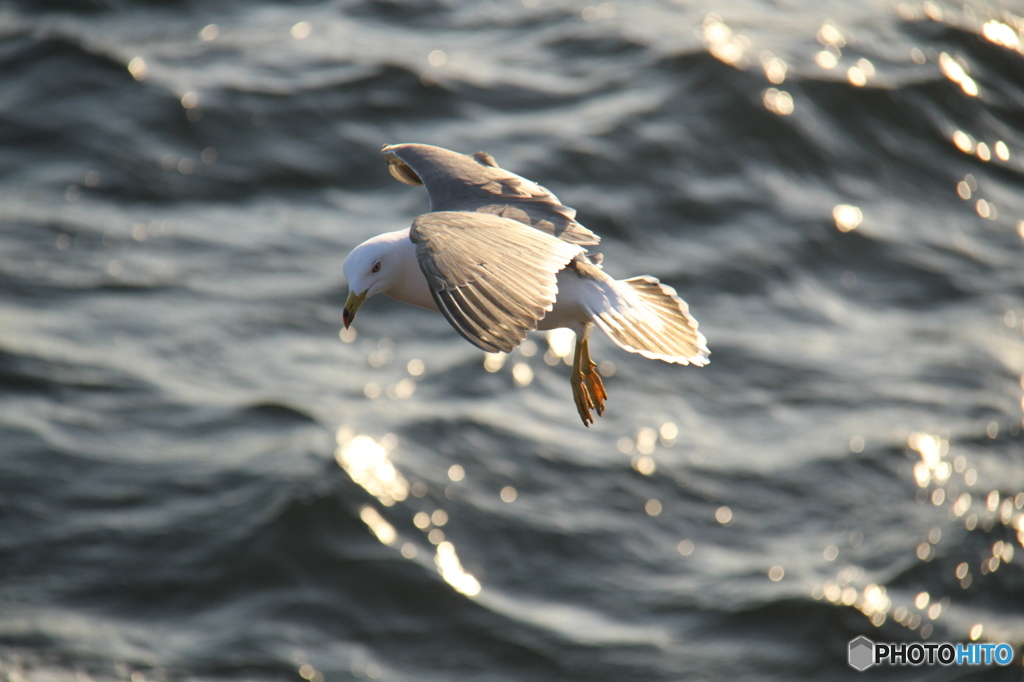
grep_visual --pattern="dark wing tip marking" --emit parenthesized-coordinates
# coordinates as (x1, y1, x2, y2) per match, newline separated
(381, 143, 600, 247)
(384, 151, 423, 186)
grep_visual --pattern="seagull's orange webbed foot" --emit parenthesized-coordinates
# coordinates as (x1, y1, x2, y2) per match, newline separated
(570, 332, 607, 426)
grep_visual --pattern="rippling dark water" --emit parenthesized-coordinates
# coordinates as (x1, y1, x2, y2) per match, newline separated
(3, 1, 1024, 680)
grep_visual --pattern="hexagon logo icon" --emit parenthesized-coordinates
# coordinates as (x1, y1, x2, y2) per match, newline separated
(849, 636, 875, 671)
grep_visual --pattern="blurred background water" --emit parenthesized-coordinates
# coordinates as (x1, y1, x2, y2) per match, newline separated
(2, 0, 1024, 680)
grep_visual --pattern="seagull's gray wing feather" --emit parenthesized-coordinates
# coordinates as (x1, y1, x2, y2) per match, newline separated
(412, 211, 583, 353)
(384, 143, 600, 247)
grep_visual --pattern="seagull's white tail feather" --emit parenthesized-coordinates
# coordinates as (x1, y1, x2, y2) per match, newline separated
(585, 275, 709, 365)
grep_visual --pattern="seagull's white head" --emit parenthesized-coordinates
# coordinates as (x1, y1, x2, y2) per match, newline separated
(342, 231, 408, 329)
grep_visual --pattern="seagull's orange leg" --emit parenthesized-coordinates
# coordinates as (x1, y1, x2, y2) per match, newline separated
(570, 325, 607, 426)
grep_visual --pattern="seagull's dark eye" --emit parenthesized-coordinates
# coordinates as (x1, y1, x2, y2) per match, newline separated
(372, 261, 381, 273)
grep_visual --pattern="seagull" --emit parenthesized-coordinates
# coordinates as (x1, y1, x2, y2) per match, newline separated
(343, 143, 708, 426)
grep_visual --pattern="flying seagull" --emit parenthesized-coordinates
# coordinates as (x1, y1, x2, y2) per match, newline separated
(343, 143, 709, 425)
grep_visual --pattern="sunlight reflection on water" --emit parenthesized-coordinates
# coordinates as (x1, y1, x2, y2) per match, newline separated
(812, 428, 1024, 641)
(337, 429, 482, 597)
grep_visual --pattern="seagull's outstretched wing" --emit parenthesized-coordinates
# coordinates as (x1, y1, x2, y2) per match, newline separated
(411, 211, 583, 353)
(383, 143, 600, 247)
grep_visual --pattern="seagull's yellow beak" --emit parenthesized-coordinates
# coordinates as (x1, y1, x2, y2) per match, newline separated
(343, 289, 367, 329)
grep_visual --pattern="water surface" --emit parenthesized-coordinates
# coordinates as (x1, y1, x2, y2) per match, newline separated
(2, 0, 1024, 680)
